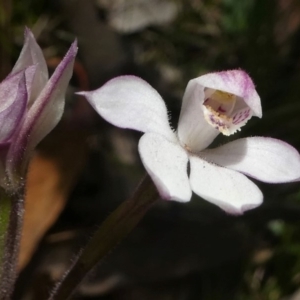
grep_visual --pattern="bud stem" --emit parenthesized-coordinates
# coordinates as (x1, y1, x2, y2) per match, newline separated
(0, 186, 25, 300)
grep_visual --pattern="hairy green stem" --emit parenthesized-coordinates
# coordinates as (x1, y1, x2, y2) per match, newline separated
(0, 190, 11, 263)
(0, 186, 25, 300)
(49, 175, 159, 300)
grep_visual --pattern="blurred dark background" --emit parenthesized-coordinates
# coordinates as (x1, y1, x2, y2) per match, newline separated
(1, 0, 300, 299)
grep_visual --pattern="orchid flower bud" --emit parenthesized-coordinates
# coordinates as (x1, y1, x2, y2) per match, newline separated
(0, 28, 77, 190)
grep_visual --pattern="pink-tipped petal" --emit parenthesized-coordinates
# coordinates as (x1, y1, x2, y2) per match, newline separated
(195, 70, 262, 117)
(0, 73, 27, 142)
(11, 28, 49, 103)
(79, 76, 176, 142)
(178, 70, 261, 152)
(138, 132, 191, 202)
(202, 137, 300, 183)
(189, 156, 263, 214)
(6, 40, 78, 184)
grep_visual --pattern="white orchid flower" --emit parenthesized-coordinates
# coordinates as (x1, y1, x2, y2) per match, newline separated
(80, 70, 300, 214)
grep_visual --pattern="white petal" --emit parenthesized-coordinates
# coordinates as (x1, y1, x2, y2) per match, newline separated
(177, 79, 220, 152)
(80, 76, 176, 142)
(195, 70, 262, 117)
(202, 137, 300, 183)
(138, 132, 191, 202)
(189, 156, 263, 214)
(11, 28, 49, 103)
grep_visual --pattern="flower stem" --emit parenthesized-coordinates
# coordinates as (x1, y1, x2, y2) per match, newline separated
(0, 186, 25, 300)
(49, 175, 159, 300)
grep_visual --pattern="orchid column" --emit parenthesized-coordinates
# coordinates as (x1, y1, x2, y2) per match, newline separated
(0, 28, 77, 299)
